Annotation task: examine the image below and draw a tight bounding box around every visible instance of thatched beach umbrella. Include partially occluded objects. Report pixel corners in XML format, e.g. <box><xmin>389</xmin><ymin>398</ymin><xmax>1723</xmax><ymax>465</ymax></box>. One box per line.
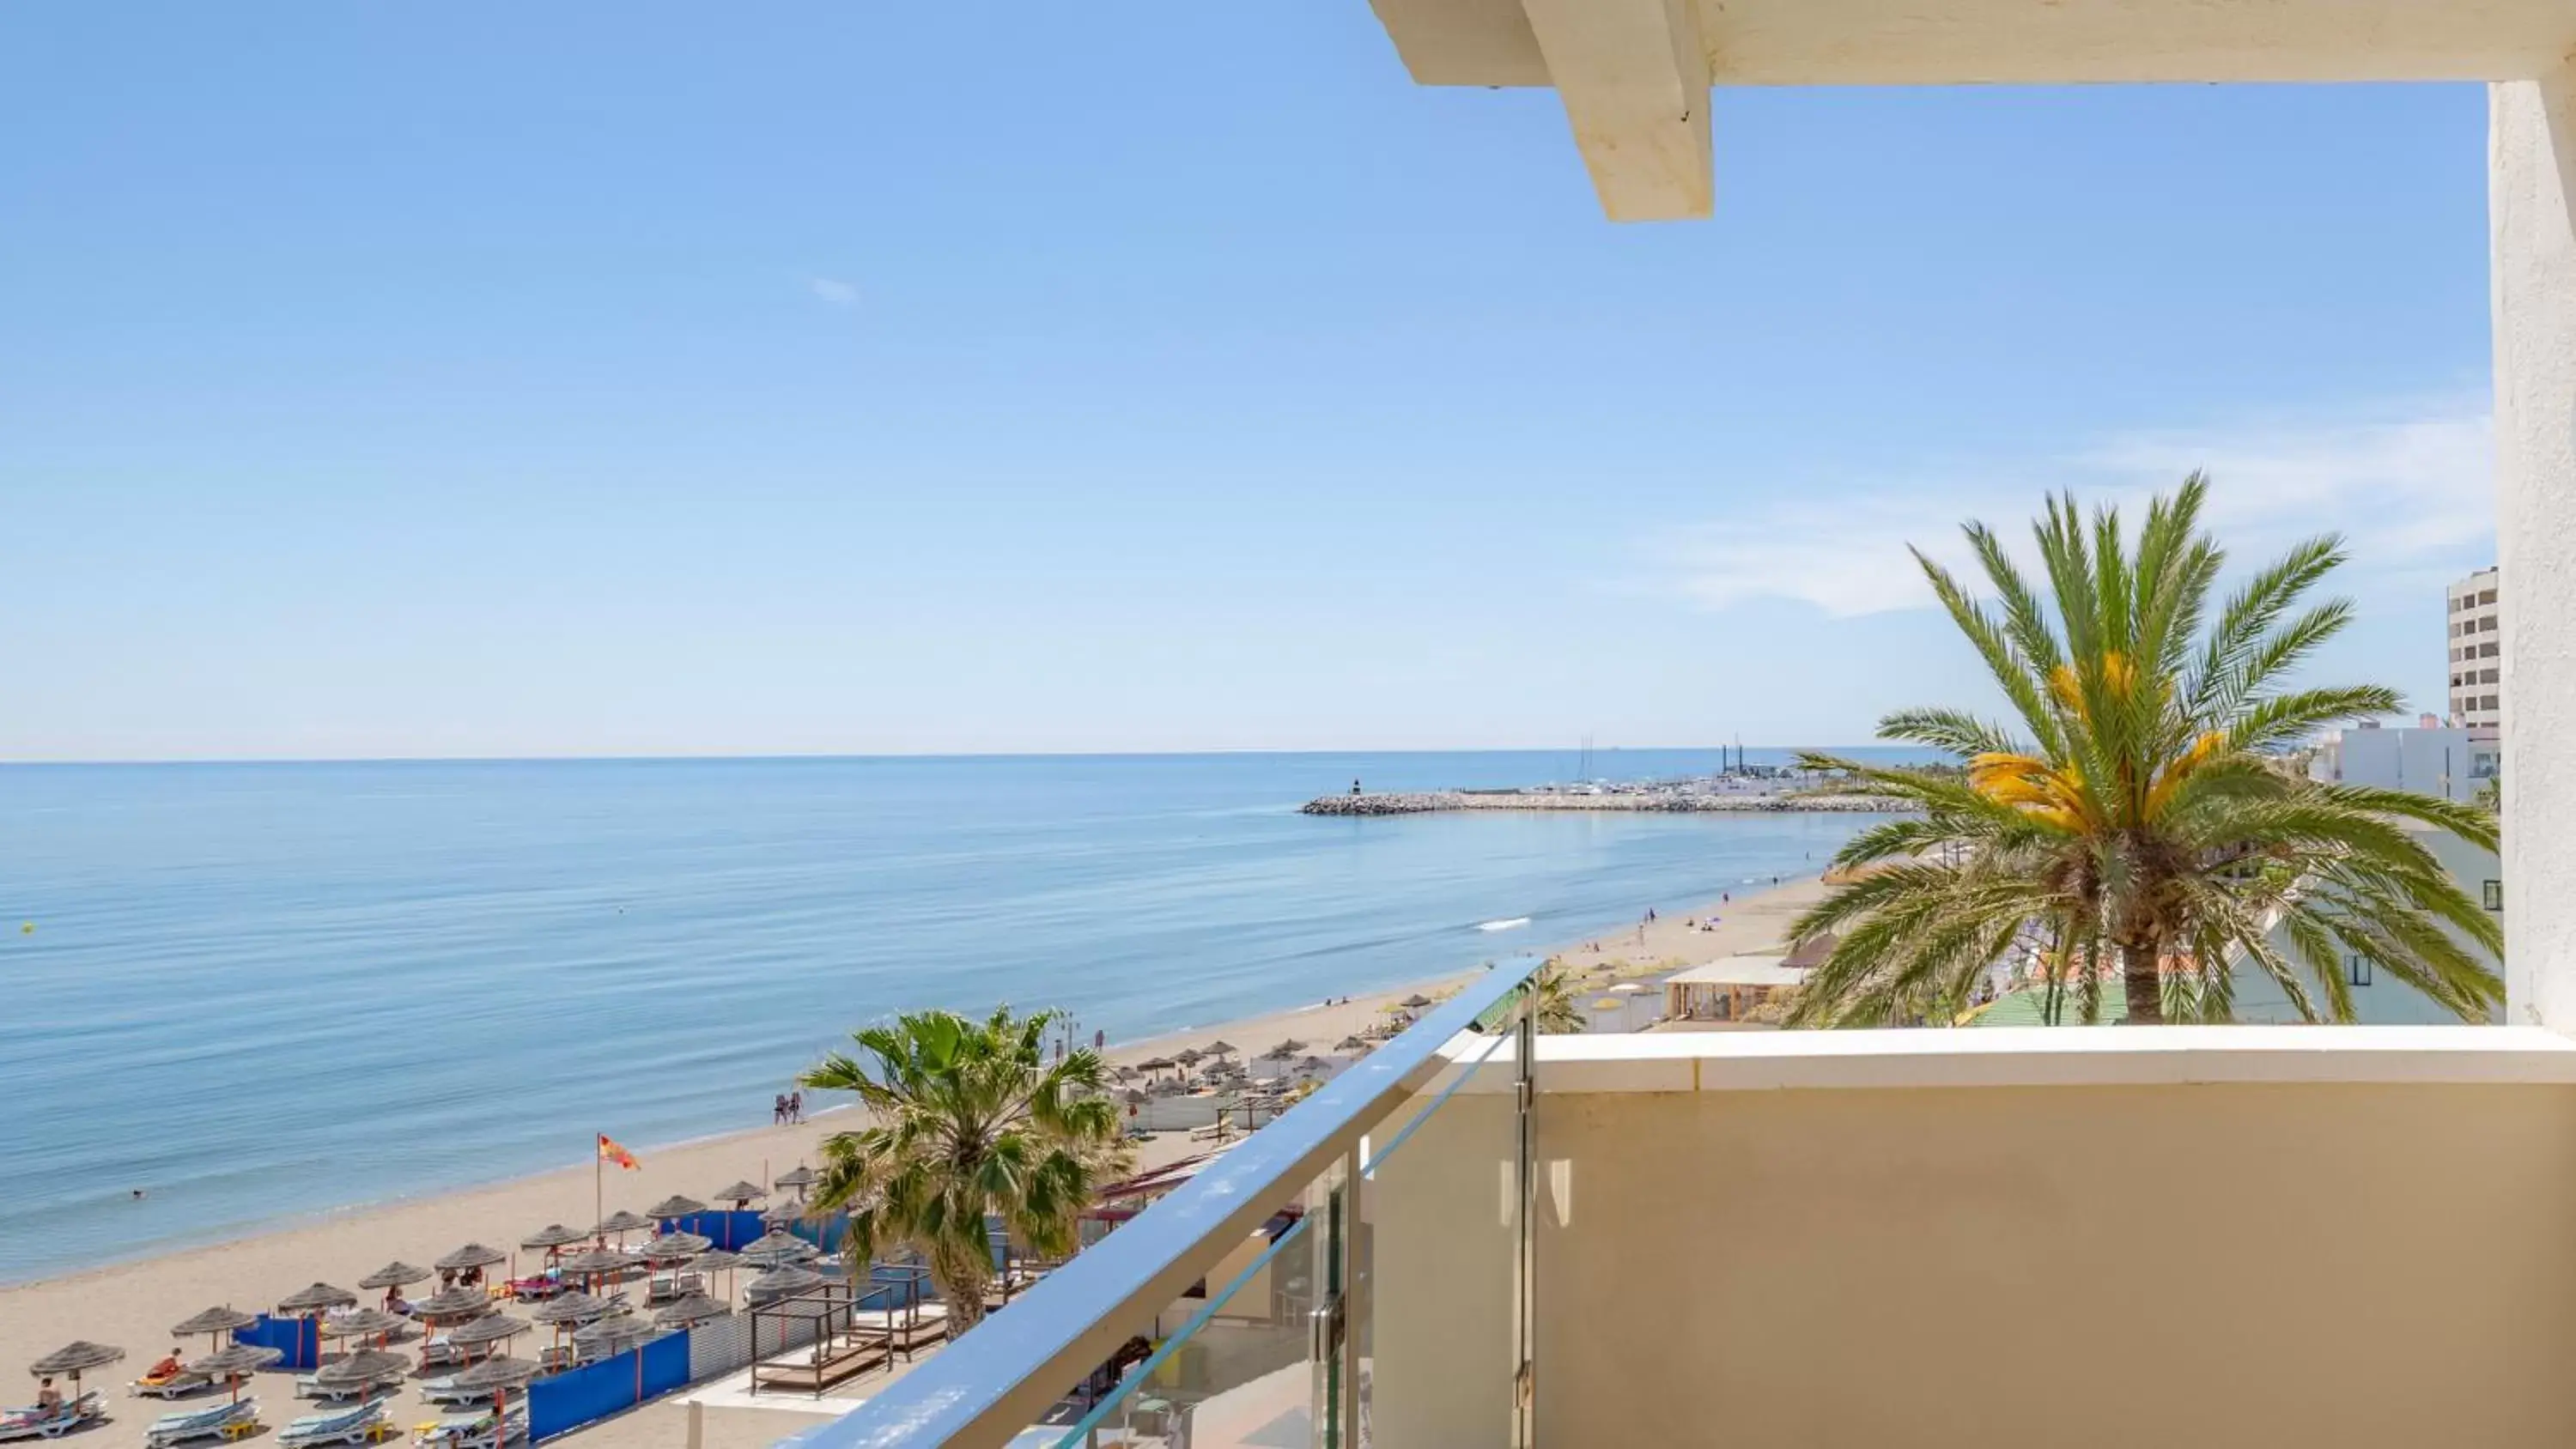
<box><xmin>357</xmin><ymin>1261</ymin><xmax>430</xmax><ymax>1292</ymax></box>
<box><xmin>593</xmin><ymin>1210</ymin><xmax>652</xmax><ymax>1240</ymax></box>
<box><xmin>1204</xmin><ymin>1040</ymin><xmax>1237</xmax><ymax>1059</ymax></box>
<box><xmin>759</xmin><ymin>1202</ymin><xmax>805</xmax><ymax>1228</ymax></box>
<box><xmin>746</xmin><ymin>1265</ymin><xmax>823</xmax><ymax>1301</ymax></box>
<box><xmin>437</xmin><ymin>1243</ymin><xmax>507</xmax><ymax>1273</ymax></box>
<box><xmin>413</xmin><ymin>1286</ymin><xmax>492</xmax><ymax>1323</ymax></box>
<box><xmin>322</xmin><ymin>1309</ymin><xmax>408</xmax><ymax>1343</ymax></box>
<box><xmin>1400</xmin><ymin>993</ymin><xmax>1433</xmax><ymax>1009</ymax></box>
<box><xmin>169</xmin><ymin>1307</ymin><xmax>257</xmax><ymax>1355</ymax></box>
<box><xmin>739</xmin><ymin>1228</ymin><xmax>819</xmax><ymax>1269</ymax></box>
<box><xmin>186</xmin><ymin>1343</ymin><xmax>279</xmax><ymax>1404</ymax></box>
<box><xmin>447</xmin><ymin>1314</ymin><xmax>530</xmax><ymax>1351</ymax></box>
<box><xmin>313</xmin><ymin>1349</ymin><xmax>404</xmax><ymax>1391</ymax></box>
<box><xmin>645</xmin><ymin>1195</ymin><xmax>707</xmax><ymax>1222</ymax></box>
<box><xmin>1297</xmin><ymin>1056</ymin><xmax>1330</xmax><ymax>1076</ymax></box>
<box><xmin>28</xmin><ymin>1342</ymin><xmax>122</xmax><ymax>1396</ymax></box>
<box><xmin>556</xmin><ymin>1246</ymin><xmax>629</xmax><ymax>1291</ymax></box>
<box><xmin>713</xmin><ymin>1180</ymin><xmax>765</xmax><ymax>1208</ymax></box>
<box><xmin>640</xmin><ymin>1230</ymin><xmax>710</xmax><ymax>1263</ymax></box>
<box><xmin>451</xmin><ymin>1354</ymin><xmax>538</xmax><ymax>1417</ymax></box>
<box><xmin>277</xmin><ymin>1282</ymin><xmax>358</xmax><ymax>1315</ymax></box>
<box><xmin>521</xmin><ymin>1223</ymin><xmax>586</xmax><ymax>1252</ymax></box>
<box><xmin>529</xmin><ymin>1292</ymin><xmax>612</xmax><ymax>1327</ymax></box>
<box><xmin>653</xmin><ymin>1293</ymin><xmax>729</xmax><ymax>1329</ymax></box>
<box><xmin>1335</xmin><ymin>1035</ymin><xmax>1367</xmax><ymax>1052</ymax></box>
<box><xmin>569</xmin><ymin>1320</ymin><xmax>654</xmax><ymax>1358</ymax></box>
<box><xmin>1174</xmin><ymin>1048</ymin><xmax>1204</xmax><ymax>1075</ymax></box>
<box><xmin>772</xmin><ymin>1165</ymin><xmax>817</xmax><ymax>1198</ymax></box>
<box><xmin>691</xmin><ymin>1248</ymin><xmax>744</xmax><ymax>1300</ymax></box>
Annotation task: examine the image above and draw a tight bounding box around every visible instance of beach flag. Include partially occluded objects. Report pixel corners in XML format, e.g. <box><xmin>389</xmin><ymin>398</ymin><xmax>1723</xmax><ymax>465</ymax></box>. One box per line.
<box><xmin>598</xmin><ymin>1133</ymin><xmax>641</xmax><ymax>1171</ymax></box>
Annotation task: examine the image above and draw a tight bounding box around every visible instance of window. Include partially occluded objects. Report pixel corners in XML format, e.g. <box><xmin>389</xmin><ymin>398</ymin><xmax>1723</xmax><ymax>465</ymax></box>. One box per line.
<box><xmin>2483</xmin><ymin>643</ymin><xmax>2500</xmax><ymax>658</ymax></box>
<box><xmin>2348</xmin><ymin>955</ymin><xmax>2372</xmax><ymax>987</ymax></box>
<box><xmin>2482</xmin><ymin>589</ymin><xmax>2499</xmax><ymax>605</ymax></box>
<box><xmin>2484</xmin><ymin>615</ymin><xmax>2500</xmax><ymax>631</ymax></box>
<box><xmin>2484</xmin><ymin>694</ymin><xmax>2500</xmax><ymax>709</ymax></box>
<box><xmin>2483</xmin><ymin>669</ymin><xmax>2500</xmax><ymax>684</ymax></box>
<box><xmin>2485</xmin><ymin>880</ymin><xmax>2504</xmax><ymax>912</ymax></box>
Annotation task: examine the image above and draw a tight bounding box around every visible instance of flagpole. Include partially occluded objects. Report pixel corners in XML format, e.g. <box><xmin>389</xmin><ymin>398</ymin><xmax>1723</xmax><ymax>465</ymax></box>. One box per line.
<box><xmin>594</xmin><ymin>1136</ymin><xmax>603</xmax><ymax>1243</ymax></box>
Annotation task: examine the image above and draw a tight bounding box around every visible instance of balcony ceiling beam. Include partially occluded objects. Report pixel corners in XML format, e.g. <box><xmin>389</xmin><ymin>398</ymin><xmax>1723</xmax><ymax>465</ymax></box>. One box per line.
<box><xmin>1516</xmin><ymin>0</ymin><xmax>1711</xmax><ymax>221</ymax></box>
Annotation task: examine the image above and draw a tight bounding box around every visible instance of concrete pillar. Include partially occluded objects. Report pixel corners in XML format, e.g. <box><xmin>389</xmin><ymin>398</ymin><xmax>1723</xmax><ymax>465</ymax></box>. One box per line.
<box><xmin>2494</xmin><ymin>68</ymin><xmax>2576</xmax><ymax>1028</ymax></box>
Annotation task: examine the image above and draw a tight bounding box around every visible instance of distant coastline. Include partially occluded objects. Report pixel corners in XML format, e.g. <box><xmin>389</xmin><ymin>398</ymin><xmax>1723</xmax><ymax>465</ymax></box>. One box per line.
<box><xmin>1303</xmin><ymin>784</ymin><xmax>1913</xmax><ymax>815</ymax></box>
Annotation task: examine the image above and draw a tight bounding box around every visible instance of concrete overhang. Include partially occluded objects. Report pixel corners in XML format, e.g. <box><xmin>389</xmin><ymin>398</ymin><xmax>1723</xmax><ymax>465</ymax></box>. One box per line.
<box><xmin>1364</xmin><ymin>0</ymin><xmax>2576</xmax><ymax>218</ymax></box>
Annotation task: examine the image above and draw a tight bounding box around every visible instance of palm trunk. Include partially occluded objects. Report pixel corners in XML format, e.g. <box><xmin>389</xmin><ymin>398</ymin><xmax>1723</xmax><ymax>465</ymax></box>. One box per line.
<box><xmin>2120</xmin><ymin>939</ymin><xmax>2165</xmax><ymax>1025</ymax></box>
<box><xmin>932</xmin><ymin>1252</ymin><xmax>992</xmax><ymax>1334</ymax></box>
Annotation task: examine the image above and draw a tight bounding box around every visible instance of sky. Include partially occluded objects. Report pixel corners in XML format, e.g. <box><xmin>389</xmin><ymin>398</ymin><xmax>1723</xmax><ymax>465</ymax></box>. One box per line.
<box><xmin>0</xmin><ymin>4</ymin><xmax>2500</xmax><ymax>760</ymax></box>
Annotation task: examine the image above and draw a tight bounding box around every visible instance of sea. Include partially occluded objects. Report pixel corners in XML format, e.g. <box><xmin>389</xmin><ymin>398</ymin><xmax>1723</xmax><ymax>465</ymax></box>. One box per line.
<box><xmin>0</xmin><ymin>749</ymin><xmax>1914</xmax><ymax>1284</ymax></box>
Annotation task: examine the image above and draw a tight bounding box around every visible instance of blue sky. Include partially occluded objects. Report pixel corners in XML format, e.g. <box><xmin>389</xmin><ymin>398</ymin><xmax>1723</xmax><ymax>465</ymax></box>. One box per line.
<box><xmin>0</xmin><ymin>4</ymin><xmax>2497</xmax><ymax>759</ymax></box>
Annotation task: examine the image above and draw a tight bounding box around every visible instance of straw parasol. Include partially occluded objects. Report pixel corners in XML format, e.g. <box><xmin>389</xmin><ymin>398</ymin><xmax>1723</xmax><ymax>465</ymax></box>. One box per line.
<box><xmin>1204</xmin><ymin>1040</ymin><xmax>1237</xmax><ymax>1059</ymax></box>
<box><xmin>692</xmin><ymin>1249</ymin><xmax>743</xmax><ymax>1275</ymax></box>
<box><xmin>569</xmin><ymin>1320</ymin><xmax>655</xmax><ymax>1358</ymax></box>
<box><xmin>1135</xmin><ymin>1056</ymin><xmax>1173</xmax><ymax>1076</ymax></box>
<box><xmin>1335</xmin><ymin>1035</ymin><xmax>1367</xmax><ymax>1052</ymax></box>
<box><xmin>557</xmin><ymin>1247</ymin><xmax>630</xmax><ymax>1289</ymax></box>
<box><xmin>640</xmin><ymin>1231</ymin><xmax>710</xmax><ymax>1263</ymax></box>
<box><xmin>520</xmin><ymin>1224</ymin><xmax>586</xmax><ymax>1252</ymax></box>
<box><xmin>593</xmin><ymin>1210</ymin><xmax>652</xmax><ymax>1240</ymax></box>
<box><xmin>759</xmin><ymin>1203</ymin><xmax>805</xmax><ymax>1228</ymax></box>
<box><xmin>645</xmin><ymin>1195</ymin><xmax>707</xmax><ymax>1221</ymax></box>
<box><xmin>412</xmin><ymin>1286</ymin><xmax>493</xmax><ymax>1323</ymax></box>
<box><xmin>356</xmin><ymin>1262</ymin><xmax>430</xmax><ymax>1291</ymax></box>
<box><xmin>738</xmin><ymin>1228</ymin><xmax>819</xmax><ymax>1269</ymax></box>
<box><xmin>1400</xmin><ymin>993</ymin><xmax>1433</xmax><ymax>1009</ymax></box>
<box><xmin>1297</xmin><ymin>1056</ymin><xmax>1330</xmax><ymax>1075</ymax></box>
<box><xmin>529</xmin><ymin>1292</ymin><xmax>612</xmax><ymax>1327</ymax></box>
<box><xmin>712</xmin><ymin>1180</ymin><xmax>765</xmax><ymax>1208</ymax></box>
<box><xmin>186</xmin><ymin>1343</ymin><xmax>279</xmax><ymax>1404</ymax></box>
<box><xmin>446</xmin><ymin>1314</ymin><xmax>530</xmax><ymax>1349</ymax></box>
<box><xmin>322</xmin><ymin>1309</ymin><xmax>408</xmax><ymax>1342</ymax></box>
<box><xmin>772</xmin><ymin>1166</ymin><xmax>817</xmax><ymax>1197</ymax></box>
<box><xmin>436</xmin><ymin>1243</ymin><xmax>507</xmax><ymax>1274</ymax></box>
<box><xmin>312</xmin><ymin>1349</ymin><xmax>405</xmax><ymax>1391</ymax></box>
<box><xmin>1174</xmin><ymin>1047</ymin><xmax>1203</xmax><ymax>1070</ymax></box>
<box><xmin>169</xmin><ymin>1306</ymin><xmax>257</xmax><ymax>1354</ymax></box>
<box><xmin>746</xmin><ymin>1265</ymin><xmax>823</xmax><ymax>1300</ymax></box>
<box><xmin>653</xmin><ymin>1293</ymin><xmax>730</xmax><ymax>1329</ymax></box>
<box><xmin>451</xmin><ymin>1353</ymin><xmax>539</xmax><ymax>1416</ymax></box>
<box><xmin>277</xmin><ymin>1282</ymin><xmax>358</xmax><ymax>1315</ymax></box>
<box><xmin>28</xmin><ymin>1342</ymin><xmax>121</xmax><ymax>1395</ymax></box>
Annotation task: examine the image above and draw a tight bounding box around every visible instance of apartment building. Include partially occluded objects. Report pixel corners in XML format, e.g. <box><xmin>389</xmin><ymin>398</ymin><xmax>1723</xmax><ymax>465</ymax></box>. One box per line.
<box><xmin>2450</xmin><ymin>566</ymin><xmax>2501</xmax><ymax>729</ymax></box>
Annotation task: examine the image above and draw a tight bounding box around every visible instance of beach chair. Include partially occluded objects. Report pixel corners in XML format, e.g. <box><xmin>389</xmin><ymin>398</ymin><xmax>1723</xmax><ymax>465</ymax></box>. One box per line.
<box><xmin>143</xmin><ymin>1397</ymin><xmax>258</xmax><ymax>1447</ymax></box>
<box><xmin>411</xmin><ymin>1407</ymin><xmax>523</xmax><ymax>1449</ymax></box>
<box><xmin>415</xmin><ymin>1336</ymin><xmax>465</xmax><ymax>1370</ymax></box>
<box><xmin>412</xmin><ymin>1379</ymin><xmax>519</xmax><ymax>1411</ymax></box>
<box><xmin>277</xmin><ymin>1402</ymin><xmax>390</xmax><ymax>1449</ymax></box>
<box><xmin>0</xmin><ymin>1391</ymin><xmax>103</xmax><ymax>1441</ymax></box>
<box><xmin>130</xmin><ymin>1367</ymin><xmax>213</xmax><ymax>1399</ymax></box>
<box><xmin>295</xmin><ymin>1376</ymin><xmax>378</xmax><ymax>1404</ymax></box>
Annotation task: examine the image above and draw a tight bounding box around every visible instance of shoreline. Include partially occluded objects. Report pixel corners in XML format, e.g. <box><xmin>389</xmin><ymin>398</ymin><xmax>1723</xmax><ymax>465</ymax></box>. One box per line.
<box><xmin>0</xmin><ymin>871</ymin><xmax>1836</xmax><ymax>1445</ymax></box>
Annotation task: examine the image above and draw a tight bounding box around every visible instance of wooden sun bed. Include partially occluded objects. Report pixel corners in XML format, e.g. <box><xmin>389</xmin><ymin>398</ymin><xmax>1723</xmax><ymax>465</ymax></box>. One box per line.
<box><xmin>750</xmin><ymin>1334</ymin><xmax>890</xmax><ymax>1394</ymax></box>
<box><xmin>847</xmin><ymin>1302</ymin><xmax>949</xmax><ymax>1356</ymax></box>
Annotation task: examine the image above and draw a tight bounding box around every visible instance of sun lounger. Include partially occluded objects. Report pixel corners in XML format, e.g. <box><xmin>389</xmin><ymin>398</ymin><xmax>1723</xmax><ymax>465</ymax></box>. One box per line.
<box><xmin>410</xmin><ymin>1407</ymin><xmax>524</xmax><ymax>1449</ymax></box>
<box><xmin>414</xmin><ymin>1379</ymin><xmax>521</xmax><ymax>1410</ymax></box>
<box><xmin>295</xmin><ymin>1375</ymin><xmax>380</xmax><ymax>1404</ymax></box>
<box><xmin>277</xmin><ymin>1402</ymin><xmax>389</xmax><ymax>1449</ymax></box>
<box><xmin>415</xmin><ymin>1337</ymin><xmax>465</xmax><ymax>1369</ymax></box>
<box><xmin>143</xmin><ymin>1397</ymin><xmax>258</xmax><ymax>1447</ymax></box>
<box><xmin>131</xmin><ymin>1367</ymin><xmax>214</xmax><ymax>1399</ymax></box>
<box><xmin>503</xmin><ymin>1276</ymin><xmax>563</xmax><ymax>1303</ymax></box>
<box><xmin>0</xmin><ymin>1392</ymin><xmax>103</xmax><ymax>1442</ymax></box>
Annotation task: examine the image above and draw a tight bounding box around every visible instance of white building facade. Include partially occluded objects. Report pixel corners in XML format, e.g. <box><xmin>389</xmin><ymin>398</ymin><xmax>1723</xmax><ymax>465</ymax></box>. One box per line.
<box><xmin>2312</xmin><ymin>723</ymin><xmax>2500</xmax><ymax>803</ymax></box>
<box><xmin>2450</xmin><ymin>566</ymin><xmax>2502</xmax><ymax>729</ymax></box>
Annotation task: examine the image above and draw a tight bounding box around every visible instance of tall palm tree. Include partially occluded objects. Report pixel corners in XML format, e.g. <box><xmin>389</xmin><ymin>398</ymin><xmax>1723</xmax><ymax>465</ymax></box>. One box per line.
<box><xmin>1788</xmin><ymin>476</ymin><xmax>2502</xmax><ymax>1027</ymax></box>
<box><xmin>799</xmin><ymin>1005</ymin><xmax>1121</xmax><ymax>1332</ymax></box>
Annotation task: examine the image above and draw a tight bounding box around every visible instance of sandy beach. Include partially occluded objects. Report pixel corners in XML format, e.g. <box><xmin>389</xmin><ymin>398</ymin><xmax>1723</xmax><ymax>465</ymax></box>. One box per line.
<box><xmin>0</xmin><ymin>872</ymin><xmax>1831</xmax><ymax>1446</ymax></box>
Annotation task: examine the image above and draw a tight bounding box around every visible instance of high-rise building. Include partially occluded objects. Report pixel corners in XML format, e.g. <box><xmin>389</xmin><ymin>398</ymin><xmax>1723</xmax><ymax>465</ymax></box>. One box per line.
<box><xmin>2447</xmin><ymin>566</ymin><xmax>2500</xmax><ymax>730</ymax></box>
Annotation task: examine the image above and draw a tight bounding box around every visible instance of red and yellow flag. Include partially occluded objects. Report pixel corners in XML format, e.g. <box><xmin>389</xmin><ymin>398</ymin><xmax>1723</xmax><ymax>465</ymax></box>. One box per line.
<box><xmin>598</xmin><ymin>1133</ymin><xmax>640</xmax><ymax>1171</ymax></box>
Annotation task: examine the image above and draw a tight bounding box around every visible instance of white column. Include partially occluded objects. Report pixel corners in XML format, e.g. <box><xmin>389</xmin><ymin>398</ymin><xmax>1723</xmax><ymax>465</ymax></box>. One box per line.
<box><xmin>2494</xmin><ymin>67</ymin><xmax>2576</xmax><ymax>1028</ymax></box>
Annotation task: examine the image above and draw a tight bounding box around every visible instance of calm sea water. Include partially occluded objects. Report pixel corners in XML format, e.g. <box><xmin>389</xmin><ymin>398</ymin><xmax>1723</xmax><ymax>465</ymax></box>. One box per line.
<box><xmin>0</xmin><ymin>749</ymin><xmax>1909</xmax><ymax>1283</ymax></box>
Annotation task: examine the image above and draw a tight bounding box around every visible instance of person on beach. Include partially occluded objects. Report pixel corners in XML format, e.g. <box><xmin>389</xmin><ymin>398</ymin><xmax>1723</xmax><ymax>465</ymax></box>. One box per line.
<box><xmin>34</xmin><ymin>1380</ymin><xmax>58</xmax><ymax>1412</ymax></box>
<box><xmin>789</xmin><ymin>1090</ymin><xmax>805</xmax><ymax>1124</ymax></box>
<box><xmin>772</xmin><ymin>1094</ymin><xmax>786</xmax><ymax>1125</ymax></box>
<box><xmin>148</xmin><ymin>1348</ymin><xmax>184</xmax><ymax>1381</ymax></box>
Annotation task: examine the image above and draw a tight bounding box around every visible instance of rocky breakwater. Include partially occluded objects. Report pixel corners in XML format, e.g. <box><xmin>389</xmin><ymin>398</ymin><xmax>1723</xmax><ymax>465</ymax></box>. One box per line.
<box><xmin>1301</xmin><ymin>790</ymin><xmax>1912</xmax><ymax>815</ymax></box>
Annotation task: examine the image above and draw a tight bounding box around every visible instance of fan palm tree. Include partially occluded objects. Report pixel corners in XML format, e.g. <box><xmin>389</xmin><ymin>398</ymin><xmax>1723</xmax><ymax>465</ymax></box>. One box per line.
<box><xmin>1789</xmin><ymin>476</ymin><xmax>2502</xmax><ymax>1027</ymax></box>
<box><xmin>799</xmin><ymin>1005</ymin><xmax>1121</xmax><ymax>1332</ymax></box>
<box><xmin>1530</xmin><ymin>959</ymin><xmax>1590</xmax><ymax>1034</ymax></box>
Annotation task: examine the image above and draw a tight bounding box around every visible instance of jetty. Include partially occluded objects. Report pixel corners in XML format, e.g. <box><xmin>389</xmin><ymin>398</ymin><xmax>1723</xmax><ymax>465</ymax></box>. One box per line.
<box><xmin>1302</xmin><ymin>779</ymin><xmax>1911</xmax><ymax>816</ymax></box>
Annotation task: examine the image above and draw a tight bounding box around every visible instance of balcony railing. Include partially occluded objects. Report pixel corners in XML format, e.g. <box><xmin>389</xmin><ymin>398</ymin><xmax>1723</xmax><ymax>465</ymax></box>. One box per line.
<box><xmin>788</xmin><ymin>957</ymin><xmax>1541</xmax><ymax>1449</ymax></box>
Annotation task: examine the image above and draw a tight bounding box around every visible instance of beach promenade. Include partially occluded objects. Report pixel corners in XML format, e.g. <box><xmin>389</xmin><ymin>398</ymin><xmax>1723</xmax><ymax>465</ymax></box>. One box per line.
<box><xmin>0</xmin><ymin>875</ymin><xmax>1829</xmax><ymax>1447</ymax></box>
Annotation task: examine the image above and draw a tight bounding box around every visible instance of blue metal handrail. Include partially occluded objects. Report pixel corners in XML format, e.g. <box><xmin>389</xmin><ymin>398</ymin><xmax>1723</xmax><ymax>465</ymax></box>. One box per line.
<box><xmin>788</xmin><ymin>960</ymin><xmax>1540</xmax><ymax>1448</ymax></box>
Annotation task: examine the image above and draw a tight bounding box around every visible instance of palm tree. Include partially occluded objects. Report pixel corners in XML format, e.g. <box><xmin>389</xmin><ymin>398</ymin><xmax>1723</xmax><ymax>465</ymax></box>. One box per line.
<box><xmin>799</xmin><ymin>1005</ymin><xmax>1122</xmax><ymax>1332</ymax></box>
<box><xmin>1788</xmin><ymin>476</ymin><xmax>2502</xmax><ymax>1027</ymax></box>
<box><xmin>1530</xmin><ymin>958</ymin><xmax>1590</xmax><ymax>1034</ymax></box>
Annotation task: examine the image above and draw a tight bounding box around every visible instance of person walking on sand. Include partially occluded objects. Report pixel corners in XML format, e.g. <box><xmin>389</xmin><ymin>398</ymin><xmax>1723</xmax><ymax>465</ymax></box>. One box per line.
<box><xmin>789</xmin><ymin>1090</ymin><xmax>804</xmax><ymax>1124</ymax></box>
<box><xmin>772</xmin><ymin>1094</ymin><xmax>786</xmax><ymax>1126</ymax></box>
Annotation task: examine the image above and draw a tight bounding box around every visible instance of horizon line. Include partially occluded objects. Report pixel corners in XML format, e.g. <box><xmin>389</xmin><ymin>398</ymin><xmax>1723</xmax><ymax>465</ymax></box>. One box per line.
<box><xmin>0</xmin><ymin>743</ymin><xmax>1917</xmax><ymax>768</ymax></box>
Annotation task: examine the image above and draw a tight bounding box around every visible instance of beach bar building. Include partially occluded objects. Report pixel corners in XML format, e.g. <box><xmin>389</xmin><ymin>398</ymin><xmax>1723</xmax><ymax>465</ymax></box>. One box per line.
<box><xmin>787</xmin><ymin>3</ymin><xmax>2576</xmax><ymax>1446</ymax></box>
<box><xmin>1660</xmin><ymin>955</ymin><xmax>1801</xmax><ymax>1022</ymax></box>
